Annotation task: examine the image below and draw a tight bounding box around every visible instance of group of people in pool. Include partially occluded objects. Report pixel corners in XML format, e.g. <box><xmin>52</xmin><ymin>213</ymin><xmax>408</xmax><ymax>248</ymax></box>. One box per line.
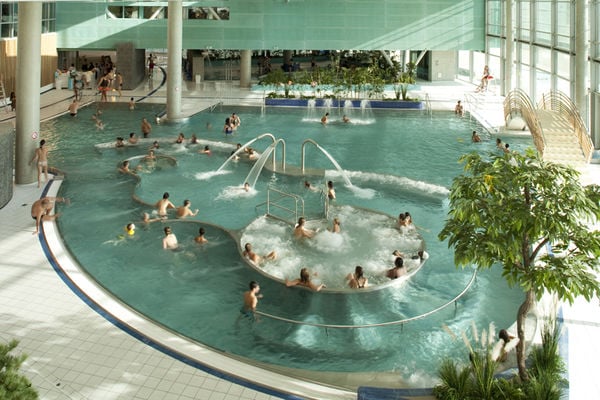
<box><xmin>321</xmin><ymin>112</ymin><xmax>350</xmax><ymax>125</ymax></box>
<box><xmin>223</xmin><ymin>112</ymin><xmax>241</xmax><ymax>135</ymax></box>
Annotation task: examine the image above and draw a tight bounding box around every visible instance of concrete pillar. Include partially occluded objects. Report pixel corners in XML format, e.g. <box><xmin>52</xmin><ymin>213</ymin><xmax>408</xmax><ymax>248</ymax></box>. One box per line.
<box><xmin>15</xmin><ymin>2</ymin><xmax>42</xmax><ymax>185</ymax></box>
<box><xmin>504</xmin><ymin>0</ymin><xmax>513</xmax><ymax>96</ymax></box>
<box><xmin>240</xmin><ymin>50</ymin><xmax>252</xmax><ymax>88</ymax></box>
<box><xmin>166</xmin><ymin>0</ymin><xmax>183</xmax><ymax>121</ymax></box>
<box><xmin>575</xmin><ymin>0</ymin><xmax>588</xmax><ymax>123</ymax></box>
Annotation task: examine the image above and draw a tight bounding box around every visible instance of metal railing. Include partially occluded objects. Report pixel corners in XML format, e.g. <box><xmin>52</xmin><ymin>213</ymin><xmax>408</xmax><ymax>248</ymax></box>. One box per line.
<box><xmin>538</xmin><ymin>90</ymin><xmax>594</xmax><ymax>163</ymax></box>
<box><xmin>262</xmin><ymin>186</ymin><xmax>304</xmax><ymax>225</ymax></box>
<box><xmin>504</xmin><ymin>89</ymin><xmax>545</xmax><ymax>155</ymax></box>
<box><xmin>255</xmin><ymin>268</ymin><xmax>478</xmax><ymax>329</ymax></box>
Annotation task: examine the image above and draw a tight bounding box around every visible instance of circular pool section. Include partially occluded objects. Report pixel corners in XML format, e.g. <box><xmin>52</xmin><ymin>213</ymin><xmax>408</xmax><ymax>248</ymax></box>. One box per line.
<box><xmin>46</xmin><ymin>103</ymin><xmax>531</xmax><ymax>385</ymax></box>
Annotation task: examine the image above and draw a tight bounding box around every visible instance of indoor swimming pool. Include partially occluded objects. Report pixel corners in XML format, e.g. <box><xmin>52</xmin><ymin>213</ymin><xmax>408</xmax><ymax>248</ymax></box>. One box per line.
<box><xmin>43</xmin><ymin>102</ymin><xmax>535</xmax><ymax>386</ymax></box>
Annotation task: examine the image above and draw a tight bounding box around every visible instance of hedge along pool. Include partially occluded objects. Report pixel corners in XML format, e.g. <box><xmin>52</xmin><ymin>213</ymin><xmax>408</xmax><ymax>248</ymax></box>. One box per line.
<box><xmin>44</xmin><ymin>102</ymin><xmax>533</xmax><ymax>386</ymax></box>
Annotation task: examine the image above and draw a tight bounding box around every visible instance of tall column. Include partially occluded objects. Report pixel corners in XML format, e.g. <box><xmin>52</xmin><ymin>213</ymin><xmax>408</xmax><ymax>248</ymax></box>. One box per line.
<box><xmin>240</xmin><ymin>50</ymin><xmax>252</xmax><ymax>88</ymax></box>
<box><xmin>15</xmin><ymin>2</ymin><xmax>42</xmax><ymax>185</ymax></box>
<box><xmin>575</xmin><ymin>0</ymin><xmax>588</xmax><ymax>122</ymax></box>
<box><xmin>166</xmin><ymin>0</ymin><xmax>183</xmax><ymax>121</ymax></box>
<box><xmin>504</xmin><ymin>0</ymin><xmax>513</xmax><ymax>96</ymax></box>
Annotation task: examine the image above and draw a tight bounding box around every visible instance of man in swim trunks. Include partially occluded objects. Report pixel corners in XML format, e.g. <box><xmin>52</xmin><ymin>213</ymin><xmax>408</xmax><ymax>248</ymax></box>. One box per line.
<box><xmin>141</xmin><ymin>118</ymin><xmax>152</xmax><ymax>138</ymax></box>
<box><xmin>155</xmin><ymin>192</ymin><xmax>175</xmax><ymax>217</ymax></box>
<box><xmin>30</xmin><ymin>139</ymin><xmax>49</xmax><ymax>188</ymax></box>
<box><xmin>241</xmin><ymin>281</ymin><xmax>262</xmax><ymax>319</ymax></box>
<box><xmin>386</xmin><ymin>256</ymin><xmax>406</xmax><ymax>280</ymax></box>
<box><xmin>31</xmin><ymin>196</ymin><xmax>68</xmax><ymax>235</ymax></box>
<box><xmin>162</xmin><ymin>226</ymin><xmax>178</xmax><ymax>250</ymax></box>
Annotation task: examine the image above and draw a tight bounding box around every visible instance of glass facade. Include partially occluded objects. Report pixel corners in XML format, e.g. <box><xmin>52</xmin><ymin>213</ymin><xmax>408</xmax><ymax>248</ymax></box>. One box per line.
<box><xmin>0</xmin><ymin>2</ymin><xmax>56</xmax><ymax>38</ymax></box>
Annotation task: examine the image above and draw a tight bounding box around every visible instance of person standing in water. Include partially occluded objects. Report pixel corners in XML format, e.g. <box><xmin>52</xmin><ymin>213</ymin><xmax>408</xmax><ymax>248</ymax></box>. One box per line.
<box><xmin>241</xmin><ymin>281</ymin><xmax>262</xmax><ymax>319</ymax></box>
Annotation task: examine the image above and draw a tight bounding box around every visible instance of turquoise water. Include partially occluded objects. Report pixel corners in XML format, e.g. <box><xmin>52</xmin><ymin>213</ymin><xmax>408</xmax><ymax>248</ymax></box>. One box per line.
<box><xmin>46</xmin><ymin>103</ymin><xmax>534</xmax><ymax>382</ymax></box>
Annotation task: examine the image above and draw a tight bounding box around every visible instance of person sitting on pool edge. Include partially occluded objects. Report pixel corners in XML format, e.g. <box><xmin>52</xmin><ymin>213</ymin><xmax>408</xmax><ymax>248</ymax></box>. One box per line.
<box><xmin>286</xmin><ymin>267</ymin><xmax>325</xmax><ymax>291</ymax></box>
<box><xmin>242</xmin><ymin>242</ymin><xmax>276</xmax><ymax>265</ymax></box>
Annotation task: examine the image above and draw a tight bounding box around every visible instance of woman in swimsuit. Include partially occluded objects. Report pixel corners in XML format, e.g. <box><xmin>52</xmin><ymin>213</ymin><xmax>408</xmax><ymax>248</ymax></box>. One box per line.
<box><xmin>347</xmin><ymin>266</ymin><xmax>367</xmax><ymax>289</ymax></box>
<box><xmin>286</xmin><ymin>268</ymin><xmax>325</xmax><ymax>291</ymax></box>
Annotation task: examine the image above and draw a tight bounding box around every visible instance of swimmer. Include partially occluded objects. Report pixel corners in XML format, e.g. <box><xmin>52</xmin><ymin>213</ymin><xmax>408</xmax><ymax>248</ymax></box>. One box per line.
<box><xmin>150</xmin><ymin>141</ymin><xmax>160</xmax><ymax>150</ymax></box>
<box><xmin>293</xmin><ymin>217</ymin><xmax>316</xmax><ymax>239</ymax></box>
<box><xmin>200</xmin><ymin>145</ymin><xmax>211</xmax><ymax>155</ymax></box>
<box><xmin>496</xmin><ymin>138</ymin><xmax>504</xmax><ymax>150</ymax></box>
<box><xmin>471</xmin><ymin>130</ymin><xmax>481</xmax><ymax>143</ymax></box>
<box><xmin>31</xmin><ymin>196</ymin><xmax>68</xmax><ymax>235</ymax></box>
<box><xmin>342</xmin><ymin>115</ymin><xmax>350</xmax><ymax>123</ymax></box>
<box><xmin>504</xmin><ymin>143</ymin><xmax>510</xmax><ymax>153</ymax></box>
<box><xmin>304</xmin><ymin>181</ymin><xmax>318</xmax><ymax>192</ymax></box>
<box><xmin>190</xmin><ymin>134</ymin><xmax>198</xmax><ymax>144</ymax></box>
<box><xmin>329</xmin><ymin>217</ymin><xmax>341</xmax><ymax>233</ymax></box>
<box><xmin>155</xmin><ymin>192</ymin><xmax>175</xmax><ymax>217</ymax></box>
<box><xmin>454</xmin><ymin>100</ymin><xmax>464</xmax><ymax>116</ymax></box>
<box><xmin>242</xmin><ymin>242</ymin><xmax>276</xmax><ymax>265</ymax></box>
<box><xmin>144</xmin><ymin>149</ymin><xmax>157</xmax><ymax>161</ymax></box>
<box><xmin>346</xmin><ymin>266</ymin><xmax>367</xmax><ymax>289</ymax></box>
<box><xmin>175</xmin><ymin>133</ymin><xmax>185</xmax><ymax>144</ymax></box>
<box><xmin>128</xmin><ymin>132</ymin><xmax>139</xmax><ymax>144</ymax></box>
<box><xmin>194</xmin><ymin>227</ymin><xmax>208</xmax><ymax>244</ymax></box>
<box><xmin>162</xmin><ymin>226</ymin><xmax>178</xmax><ymax>250</ymax></box>
<box><xmin>241</xmin><ymin>281</ymin><xmax>262</xmax><ymax>319</ymax></box>
<box><xmin>115</xmin><ymin>137</ymin><xmax>125</xmax><ymax>148</ymax></box>
<box><xmin>386</xmin><ymin>257</ymin><xmax>406</xmax><ymax>280</ymax></box>
<box><xmin>230</xmin><ymin>150</ymin><xmax>240</xmax><ymax>161</ymax></box>
<box><xmin>247</xmin><ymin>148</ymin><xmax>257</xmax><ymax>160</ymax></box>
<box><xmin>176</xmin><ymin>199</ymin><xmax>199</xmax><ymax>218</ymax></box>
<box><xmin>321</xmin><ymin>112</ymin><xmax>329</xmax><ymax>125</ymax></box>
<box><xmin>243</xmin><ymin>182</ymin><xmax>250</xmax><ymax>192</ymax></box>
<box><xmin>118</xmin><ymin>160</ymin><xmax>133</xmax><ymax>174</ymax></box>
<box><xmin>128</xmin><ymin>97</ymin><xmax>135</xmax><ymax>111</ymax></box>
<box><xmin>141</xmin><ymin>118</ymin><xmax>152</xmax><ymax>138</ymax></box>
<box><xmin>124</xmin><ymin>223</ymin><xmax>136</xmax><ymax>236</ymax></box>
<box><xmin>327</xmin><ymin>181</ymin><xmax>336</xmax><ymax>200</ymax></box>
<box><xmin>286</xmin><ymin>268</ymin><xmax>325</xmax><ymax>291</ymax></box>
<box><xmin>29</xmin><ymin>139</ymin><xmax>49</xmax><ymax>188</ymax></box>
<box><xmin>231</xmin><ymin>112</ymin><xmax>241</xmax><ymax>128</ymax></box>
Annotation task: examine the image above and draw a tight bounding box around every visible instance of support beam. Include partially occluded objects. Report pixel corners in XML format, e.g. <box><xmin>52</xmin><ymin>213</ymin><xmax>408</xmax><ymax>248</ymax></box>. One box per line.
<box><xmin>240</xmin><ymin>50</ymin><xmax>252</xmax><ymax>88</ymax></box>
<box><xmin>166</xmin><ymin>0</ymin><xmax>183</xmax><ymax>121</ymax></box>
<box><xmin>15</xmin><ymin>2</ymin><xmax>42</xmax><ymax>185</ymax></box>
<box><xmin>575</xmin><ymin>0</ymin><xmax>588</xmax><ymax>123</ymax></box>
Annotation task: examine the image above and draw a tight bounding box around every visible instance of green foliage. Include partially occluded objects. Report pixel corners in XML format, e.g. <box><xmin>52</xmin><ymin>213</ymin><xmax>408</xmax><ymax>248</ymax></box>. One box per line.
<box><xmin>438</xmin><ymin>149</ymin><xmax>600</xmax><ymax>380</ymax></box>
<box><xmin>0</xmin><ymin>340</ymin><xmax>38</xmax><ymax>400</ymax></box>
<box><xmin>433</xmin><ymin>359</ymin><xmax>471</xmax><ymax>400</ymax></box>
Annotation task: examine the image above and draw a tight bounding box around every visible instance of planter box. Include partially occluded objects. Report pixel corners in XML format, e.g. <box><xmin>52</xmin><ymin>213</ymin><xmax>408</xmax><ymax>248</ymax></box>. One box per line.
<box><xmin>264</xmin><ymin>98</ymin><xmax>423</xmax><ymax>109</ymax></box>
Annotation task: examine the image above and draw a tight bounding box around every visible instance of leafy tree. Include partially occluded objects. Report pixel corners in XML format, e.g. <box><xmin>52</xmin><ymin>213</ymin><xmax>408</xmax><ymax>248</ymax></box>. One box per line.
<box><xmin>439</xmin><ymin>149</ymin><xmax>600</xmax><ymax>381</ymax></box>
<box><xmin>0</xmin><ymin>339</ymin><xmax>38</xmax><ymax>399</ymax></box>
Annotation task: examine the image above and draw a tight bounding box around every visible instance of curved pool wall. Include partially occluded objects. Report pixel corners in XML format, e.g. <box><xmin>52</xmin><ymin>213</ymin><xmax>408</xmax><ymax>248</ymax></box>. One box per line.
<box><xmin>43</xmin><ymin>103</ymin><xmax>533</xmax><ymax>388</ymax></box>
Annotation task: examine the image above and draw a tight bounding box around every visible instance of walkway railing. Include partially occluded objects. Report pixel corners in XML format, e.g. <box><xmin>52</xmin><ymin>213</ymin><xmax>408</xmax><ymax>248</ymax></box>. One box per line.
<box><xmin>504</xmin><ymin>89</ymin><xmax>545</xmax><ymax>155</ymax></box>
<box><xmin>538</xmin><ymin>91</ymin><xmax>594</xmax><ymax>163</ymax></box>
<box><xmin>255</xmin><ymin>268</ymin><xmax>478</xmax><ymax>330</ymax></box>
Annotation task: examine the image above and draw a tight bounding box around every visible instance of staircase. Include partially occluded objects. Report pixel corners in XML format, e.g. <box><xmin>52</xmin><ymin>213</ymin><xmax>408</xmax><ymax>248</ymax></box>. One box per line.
<box><xmin>535</xmin><ymin>110</ymin><xmax>587</xmax><ymax>166</ymax></box>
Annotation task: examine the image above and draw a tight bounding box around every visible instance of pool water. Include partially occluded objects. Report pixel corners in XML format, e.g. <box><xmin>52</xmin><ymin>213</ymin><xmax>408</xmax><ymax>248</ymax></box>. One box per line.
<box><xmin>46</xmin><ymin>103</ymin><xmax>533</xmax><ymax>384</ymax></box>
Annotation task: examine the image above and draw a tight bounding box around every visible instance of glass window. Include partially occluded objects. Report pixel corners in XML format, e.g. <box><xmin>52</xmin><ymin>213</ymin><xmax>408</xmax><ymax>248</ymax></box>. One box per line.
<box><xmin>488</xmin><ymin>36</ymin><xmax>501</xmax><ymax>57</ymax></box>
<box><xmin>487</xmin><ymin>0</ymin><xmax>502</xmax><ymax>36</ymax></box>
<box><xmin>144</xmin><ymin>7</ymin><xmax>166</xmax><ymax>19</ymax></box>
<box><xmin>534</xmin><ymin>46</ymin><xmax>552</xmax><ymax>72</ymax></box>
<box><xmin>556</xmin><ymin>77</ymin><xmax>570</xmax><ymax>96</ymax></box>
<box><xmin>556</xmin><ymin>51</ymin><xmax>570</xmax><ymax>79</ymax></box>
<box><xmin>534</xmin><ymin>1</ymin><xmax>552</xmax><ymax>45</ymax></box>
<box><xmin>518</xmin><ymin>1</ymin><xmax>531</xmax><ymax>41</ymax></box>
<box><xmin>520</xmin><ymin>43</ymin><xmax>530</xmax><ymax>66</ymax></box>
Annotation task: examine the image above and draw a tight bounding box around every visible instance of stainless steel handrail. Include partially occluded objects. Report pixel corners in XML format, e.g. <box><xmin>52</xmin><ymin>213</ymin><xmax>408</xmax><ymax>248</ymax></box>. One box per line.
<box><xmin>255</xmin><ymin>268</ymin><xmax>478</xmax><ymax>329</ymax></box>
<box><xmin>538</xmin><ymin>90</ymin><xmax>593</xmax><ymax>163</ymax></box>
<box><xmin>504</xmin><ymin>89</ymin><xmax>545</xmax><ymax>155</ymax></box>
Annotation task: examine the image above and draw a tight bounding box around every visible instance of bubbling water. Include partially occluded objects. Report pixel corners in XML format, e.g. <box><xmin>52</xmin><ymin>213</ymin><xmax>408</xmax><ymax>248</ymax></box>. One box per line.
<box><xmin>240</xmin><ymin>205</ymin><xmax>425</xmax><ymax>289</ymax></box>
